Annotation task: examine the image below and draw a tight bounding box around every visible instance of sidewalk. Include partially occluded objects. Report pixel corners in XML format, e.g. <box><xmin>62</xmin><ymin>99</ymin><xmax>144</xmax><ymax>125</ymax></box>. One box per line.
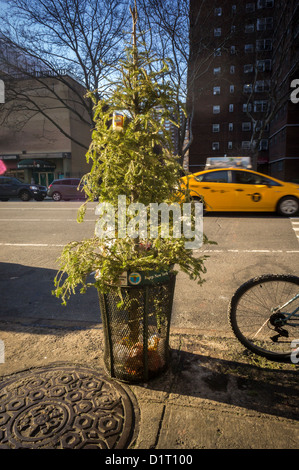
<box><xmin>132</xmin><ymin>329</ymin><xmax>299</xmax><ymax>449</ymax></box>
<box><xmin>0</xmin><ymin>319</ymin><xmax>298</xmax><ymax>449</ymax></box>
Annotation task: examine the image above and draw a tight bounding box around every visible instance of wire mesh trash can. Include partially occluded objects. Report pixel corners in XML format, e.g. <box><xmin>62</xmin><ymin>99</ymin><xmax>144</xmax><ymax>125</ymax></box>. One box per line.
<box><xmin>98</xmin><ymin>270</ymin><xmax>176</xmax><ymax>383</ymax></box>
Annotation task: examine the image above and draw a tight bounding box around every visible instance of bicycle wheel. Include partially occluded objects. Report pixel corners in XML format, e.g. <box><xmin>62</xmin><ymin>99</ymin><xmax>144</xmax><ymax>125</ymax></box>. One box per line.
<box><xmin>228</xmin><ymin>274</ymin><xmax>299</xmax><ymax>361</ymax></box>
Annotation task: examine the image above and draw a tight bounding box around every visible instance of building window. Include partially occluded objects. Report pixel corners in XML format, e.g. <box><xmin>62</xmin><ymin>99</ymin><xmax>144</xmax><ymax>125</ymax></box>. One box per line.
<box><xmin>229</xmin><ymin>104</ymin><xmax>234</xmax><ymax>112</ymax></box>
<box><xmin>254</xmin><ymin>100</ymin><xmax>268</xmax><ymax>112</ymax></box>
<box><xmin>231</xmin><ymin>25</ymin><xmax>236</xmax><ymax>33</ymax></box>
<box><xmin>213</xmin><ymin>105</ymin><xmax>220</xmax><ymax>114</ymax></box>
<box><xmin>242</xmin><ymin>141</ymin><xmax>251</xmax><ymax>149</ymax></box>
<box><xmin>212</xmin><ymin>142</ymin><xmax>220</xmax><ymax>150</ymax></box>
<box><xmin>214</xmin><ymin>28</ymin><xmax>222</xmax><ymax>37</ymax></box>
<box><xmin>256</xmin><ymin>39</ymin><xmax>272</xmax><ymax>51</ymax></box>
<box><xmin>254</xmin><ymin>120</ymin><xmax>269</xmax><ymax>132</ymax></box>
<box><xmin>257</xmin><ymin>0</ymin><xmax>274</xmax><ymax>9</ymax></box>
<box><xmin>232</xmin><ymin>5</ymin><xmax>237</xmax><ymax>14</ymax></box>
<box><xmin>257</xmin><ymin>17</ymin><xmax>273</xmax><ymax>31</ymax></box>
<box><xmin>242</xmin><ymin>122</ymin><xmax>252</xmax><ymax>131</ymax></box>
<box><xmin>213</xmin><ymin>67</ymin><xmax>221</xmax><ymax>75</ymax></box>
<box><xmin>214</xmin><ymin>7</ymin><xmax>222</xmax><ymax>15</ymax></box>
<box><xmin>256</xmin><ymin>59</ymin><xmax>272</xmax><ymax>71</ymax></box>
<box><xmin>270</xmin><ymin>160</ymin><xmax>284</xmax><ymax>173</ymax></box>
<box><xmin>230</xmin><ymin>45</ymin><xmax>236</xmax><ymax>54</ymax></box>
<box><xmin>212</xmin><ymin>124</ymin><xmax>220</xmax><ymax>132</ymax></box>
<box><xmin>245</xmin><ymin>44</ymin><xmax>254</xmax><ymax>53</ymax></box>
<box><xmin>255</xmin><ymin>80</ymin><xmax>270</xmax><ymax>92</ymax></box>
<box><xmin>259</xmin><ymin>139</ymin><xmax>268</xmax><ymax>150</ymax></box>
<box><xmin>254</xmin><ymin>120</ymin><xmax>262</xmax><ymax>131</ymax></box>
<box><xmin>213</xmin><ymin>86</ymin><xmax>220</xmax><ymax>95</ymax></box>
<box><xmin>246</xmin><ymin>3</ymin><xmax>255</xmax><ymax>12</ymax></box>
<box><xmin>228</xmin><ymin>142</ymin><xmax>233</xmax><ymax>149</ymax></box>
<box><xmin>230</xmin><ymin>85</ymin><xmax>235</xmax><ymax>93</ymax></box>
<box><xmin>245</xmin><ymin>24</ymin><xmax>255</xmax><ymax>33</ymax></box>
<box><xmin>244</xmin><ymin>64</ymin><xmax>254</xmax><ymax>73</ymax></box>
<box><xmin>214</xmin><ymin>47</ymin><xmax>222</xmax><ymax>56</ymax></box>
<box><xmin>230</xmin><ymin>65</ymin><xmax>235</xmax><ymax>74</ymax></box>
<box><xmin>229</xmin><ymin>123</ymin><xmax>234</xmax><ymax>131</ymax></box>
<box><xmin>243</xmin><ymin>84</ymin><xmax>253</xmax><ymax>93</ymax></box>
<box><xmin>243</xmin><ymin>103</ymin><xmax>252</xmax><ymax>112</ymax></box>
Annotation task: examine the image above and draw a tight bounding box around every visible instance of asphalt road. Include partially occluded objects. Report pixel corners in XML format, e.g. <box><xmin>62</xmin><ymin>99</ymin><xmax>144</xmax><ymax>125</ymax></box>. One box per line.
<box><xmin>0</xmin><ymin>200</ymin><xmax>298</xmax><ymax>335</ymax></box>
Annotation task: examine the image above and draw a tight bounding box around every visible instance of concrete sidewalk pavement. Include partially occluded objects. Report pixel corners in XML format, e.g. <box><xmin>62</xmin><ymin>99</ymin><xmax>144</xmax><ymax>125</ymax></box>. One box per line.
<box><xmin>131</xmin><ymin>330</ymin><xmax>299</xmax><ymax>450</ymax></box>
<box><xmin>0</xmin><ymin>320</ymin><xmax>298</xmax><ymax>450</ymax></box>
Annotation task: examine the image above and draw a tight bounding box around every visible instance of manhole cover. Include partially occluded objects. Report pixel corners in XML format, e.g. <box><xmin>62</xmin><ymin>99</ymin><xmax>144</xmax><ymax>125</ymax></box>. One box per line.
<box><xmin>0</xmin><ymin>365</ymin><xmax>138</xmax><ymax>449</ymax></box>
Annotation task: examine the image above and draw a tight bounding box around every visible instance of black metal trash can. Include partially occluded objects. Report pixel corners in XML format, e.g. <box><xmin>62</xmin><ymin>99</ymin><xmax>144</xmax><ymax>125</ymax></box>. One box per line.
<box><xmin>98</xmin><ymin>270</ymin><xmax>176</xmax><ymax>383</ymax></box>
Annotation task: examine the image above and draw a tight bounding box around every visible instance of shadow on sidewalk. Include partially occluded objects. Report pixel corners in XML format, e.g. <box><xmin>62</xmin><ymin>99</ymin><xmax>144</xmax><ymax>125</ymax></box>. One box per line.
<box><xmin>1</xmin><ymin>262</ymin><xmax>298</xmax><ymax>422</ymax></box>
<box><xmin>0</xmin><ymin>262</ymin><xmax>101</xmax><ymax>329</ymax></box>
<box><xmin>147</xmin><ymin>347</ymin><xmax>299</xmax><ymax>422</ymax></box>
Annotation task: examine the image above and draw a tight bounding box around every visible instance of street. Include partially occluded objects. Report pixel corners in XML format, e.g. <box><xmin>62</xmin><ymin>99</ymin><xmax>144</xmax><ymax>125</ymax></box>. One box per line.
<box><xmin>0</xmin><ymin>200</ymin><xmax>299</xmax><ymax>335</ymax></box>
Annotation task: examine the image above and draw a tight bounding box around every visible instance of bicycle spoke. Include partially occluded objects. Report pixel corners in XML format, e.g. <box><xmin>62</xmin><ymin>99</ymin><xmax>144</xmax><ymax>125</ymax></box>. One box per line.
<box><xmin>229</xmin><ymin>275</ymin><xmax>299</xmax><ymax>360</ymax></box>
<box><xmin>252</xmin><ymin>318</ymin><xmax>270</xmax><ymax>339</ymax></box>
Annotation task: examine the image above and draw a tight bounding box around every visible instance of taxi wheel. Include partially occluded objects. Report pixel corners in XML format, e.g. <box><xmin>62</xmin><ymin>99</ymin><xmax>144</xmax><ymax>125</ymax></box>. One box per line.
<box><xmin>277</xmin><ymin>196</ymin><xmax>299</xmax><ymax>216</ymax></box>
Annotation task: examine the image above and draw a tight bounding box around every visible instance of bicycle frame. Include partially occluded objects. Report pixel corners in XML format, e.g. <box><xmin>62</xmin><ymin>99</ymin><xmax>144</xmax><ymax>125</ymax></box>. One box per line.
<box><xmin>272</xmin><ymin>292</ymin><xmax>299</xmax><ymax>326</ymax></box>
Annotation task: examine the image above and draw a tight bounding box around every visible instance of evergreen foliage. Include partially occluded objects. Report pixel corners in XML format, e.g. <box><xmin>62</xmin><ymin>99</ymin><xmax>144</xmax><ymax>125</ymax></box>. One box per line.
<box><xmin>53</xmin><ymin>13</ymin><xmax>210</xmax><ymax>305</ymax></box>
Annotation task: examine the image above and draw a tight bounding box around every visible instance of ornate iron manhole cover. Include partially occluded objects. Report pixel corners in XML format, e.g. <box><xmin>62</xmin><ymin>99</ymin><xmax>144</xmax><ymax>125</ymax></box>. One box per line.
<box><xmin>0</xmin><ymin>365</ymin><xmax>138</xmax><ymax>449</ymax></box>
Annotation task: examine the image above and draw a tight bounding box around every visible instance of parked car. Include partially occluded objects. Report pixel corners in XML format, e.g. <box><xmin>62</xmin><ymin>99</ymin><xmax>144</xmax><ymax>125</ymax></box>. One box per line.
<box><xmin>47</xmin><ymin>178</ymin><xmax>86</xmax><ymax>201</ymax></box>
<box><xmin>0</xmin><ymin>176</ymin><xmax>47</xmax><ymax>201</ymax></box>
<box><xmin>179</xmin><ymin>168</ymin><xmax>299</xmax><ymax>216</ymax></box>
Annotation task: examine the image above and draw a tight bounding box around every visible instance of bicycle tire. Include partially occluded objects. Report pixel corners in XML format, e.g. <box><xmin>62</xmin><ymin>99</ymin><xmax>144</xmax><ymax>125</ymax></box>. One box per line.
<box><xmin>228</xmin><ymin>274</ymin><xmax>299</xmax><ymax>362</ymax></box>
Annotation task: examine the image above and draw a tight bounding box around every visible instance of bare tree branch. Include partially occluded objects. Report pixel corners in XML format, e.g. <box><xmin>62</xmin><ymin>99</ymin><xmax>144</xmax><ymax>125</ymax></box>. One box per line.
<box><xmin>0</xmin><ymin>0</ymin><xmax>131</xmax><ymax>147</ymax></box>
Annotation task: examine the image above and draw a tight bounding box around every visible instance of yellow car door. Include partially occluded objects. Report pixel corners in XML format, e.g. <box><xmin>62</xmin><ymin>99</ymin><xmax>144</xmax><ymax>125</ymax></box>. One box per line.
<box><xmin>230</xmin><ymin>170</ymin><xmax>277</xmax><ymax>211</ymax></box>
<box><xmin>188</xmin><ymin>169</ymin><xmax>233</xmax><ymax>211</ymax></box>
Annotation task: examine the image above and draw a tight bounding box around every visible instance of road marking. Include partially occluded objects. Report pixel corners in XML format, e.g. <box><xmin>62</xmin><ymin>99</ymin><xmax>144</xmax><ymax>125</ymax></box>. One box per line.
<box><xmin>0</xmin><ymin>207</ymin><xmax>96</xmax><ymax>211</ymax></box>
<box><xmin>290</xmin><ymin>218</ymin><xmax>299</xmax><ymax>239</ymax></box>
<box><xmin>0</xmin><ymin>243</ymin><xmax>65</xmax><ymax>246</ymax></box>
<box><xmin>1</xmin><ymin>244</ymin><xmax>298</xmax><ymax>252</ymax></box>
<box><xmin>0</xmin><ymin>218</ymin><xmax>95</xmax><ymax>221</ymax></box>
<box><xmin>0</xmin><ymin>243</ymin><xmax>298</xmax><ymax>252</ymax></box>
<box><xmin>201</xmin><ymin>249</ymin><xmax>299</xmax><ymax>253</ymax></box>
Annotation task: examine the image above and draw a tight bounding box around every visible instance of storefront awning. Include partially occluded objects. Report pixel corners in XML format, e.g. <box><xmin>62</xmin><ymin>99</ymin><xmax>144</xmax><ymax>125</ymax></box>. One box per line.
<box><xmin>0</xmin><ymin>155</ymin><xmax>18</xmax><ymax>160</ymax></box>
<box><xmin>17</xmin><ymin>159</ymin><xmax>56</xmax><ymax>170</ymax></box>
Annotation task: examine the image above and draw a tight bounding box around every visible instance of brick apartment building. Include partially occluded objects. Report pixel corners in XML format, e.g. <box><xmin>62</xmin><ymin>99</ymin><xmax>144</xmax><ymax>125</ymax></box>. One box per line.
<box><xmin>268</xmin><ymin>0</ymin><xmax>299</xmax><ymax>182</ymax></box>
<box><xmin>188</xmin><ymin>0</ymin><xmax>299</xmax><ymax>182</ymax></box>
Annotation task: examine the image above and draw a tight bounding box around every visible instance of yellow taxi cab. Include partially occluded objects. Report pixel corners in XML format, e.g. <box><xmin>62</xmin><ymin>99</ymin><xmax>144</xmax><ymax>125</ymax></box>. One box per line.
<box><xmin>180</xmin><ymin>168</ymin><xmax>299</xmax><ymax>216</ymax></box>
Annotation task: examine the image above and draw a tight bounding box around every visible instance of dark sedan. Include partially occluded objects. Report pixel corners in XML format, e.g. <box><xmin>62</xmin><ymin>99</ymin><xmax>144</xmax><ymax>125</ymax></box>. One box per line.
<box><xmin>0</xmin><ymin>176</ymin><xmax>47</xmax><ymax>201</ymax></box>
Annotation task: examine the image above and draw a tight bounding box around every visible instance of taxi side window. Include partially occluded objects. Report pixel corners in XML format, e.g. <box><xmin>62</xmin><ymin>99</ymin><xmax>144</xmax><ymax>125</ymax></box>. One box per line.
<box><xmin>233</xmin><ymin>171</ymin><xmax>280</xmax><ymax>186</ymax></box>
<box><xmin>196</xmin><ymin>171</ymin><xmax>229</xmax><ymax>183</ymax></box>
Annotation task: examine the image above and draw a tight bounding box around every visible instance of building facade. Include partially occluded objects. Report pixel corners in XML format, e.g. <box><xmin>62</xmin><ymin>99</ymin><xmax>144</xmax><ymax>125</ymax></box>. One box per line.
<box><xmin>268</xmin><ymin>0</ymin><xmax>299</xmax><ymax>182</ymax></box>
<box><xmin>188</xmin><ymin>0</ymin><xmax>299</xmax><ymax>182</ymax></box>
<box><xmin>0</xmin><ymin>74</ymin><xmax>92</xmax><ymax>185</ymax></box>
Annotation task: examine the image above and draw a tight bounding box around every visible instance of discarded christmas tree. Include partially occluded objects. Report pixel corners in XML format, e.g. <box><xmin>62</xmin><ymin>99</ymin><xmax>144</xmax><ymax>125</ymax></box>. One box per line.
<box><xmin>53</xmin><ymin>4</ymin><xmax>210</xmax><ymax>381</ymax></box>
